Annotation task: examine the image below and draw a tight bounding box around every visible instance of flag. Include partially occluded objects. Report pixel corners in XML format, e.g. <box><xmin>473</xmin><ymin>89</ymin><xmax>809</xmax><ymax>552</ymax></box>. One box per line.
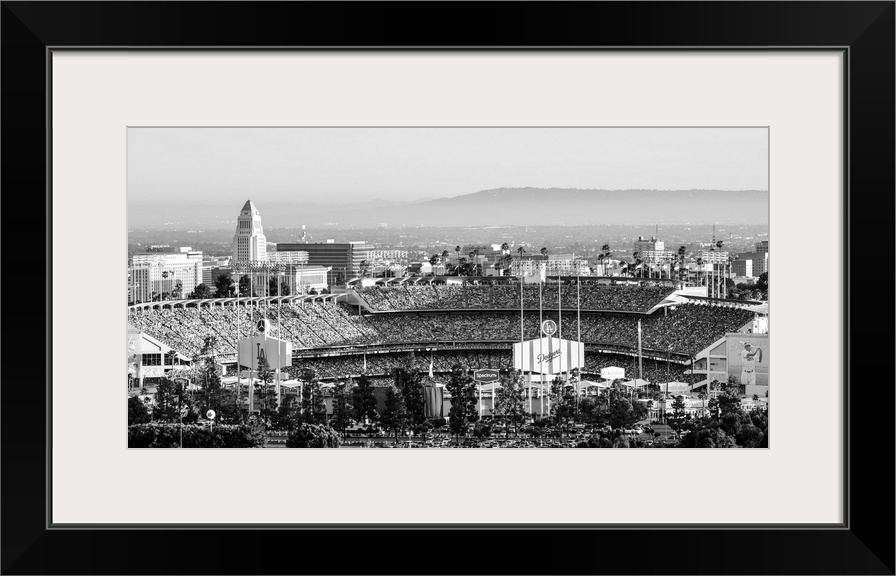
<box><xmin>428</xmin><ymin>354</ymin><xmax>434</xmax><ymax>378</ymax></box>
<box><xmin>423</xmin><ymin>386</ymin><xmax>443</xmax><ymax>418</ymax></box>
<box><xmin>363</xmin><ymin>352</ymin><xmax>367</xmax><ymax>373</ymax></box>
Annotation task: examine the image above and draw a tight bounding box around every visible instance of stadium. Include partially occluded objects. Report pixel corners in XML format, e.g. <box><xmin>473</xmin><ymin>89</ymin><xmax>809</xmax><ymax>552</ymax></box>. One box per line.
<box><xmin>127</xmin><ymin>276</ymin><xmax>765</xmax><ymax>418</ymax></box>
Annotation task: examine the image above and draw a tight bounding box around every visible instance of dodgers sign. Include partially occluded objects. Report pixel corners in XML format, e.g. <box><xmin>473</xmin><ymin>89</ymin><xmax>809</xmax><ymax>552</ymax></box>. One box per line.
<box><xmin>512</xmin><ymin>337</ymin><xmax>585</xmax><ymax>374</ymax></box>
<box><xmin>238</xmin><ymin>336</ymin><xmax>293</xmax><ymax>369</ymax></box>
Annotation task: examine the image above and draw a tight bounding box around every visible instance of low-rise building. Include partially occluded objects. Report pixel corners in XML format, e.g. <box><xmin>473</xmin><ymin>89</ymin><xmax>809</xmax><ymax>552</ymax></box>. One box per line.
<box><xmin>129</xmin><ymin>252</ymin><xmax>203</xmax><ymax>302</ymax></box>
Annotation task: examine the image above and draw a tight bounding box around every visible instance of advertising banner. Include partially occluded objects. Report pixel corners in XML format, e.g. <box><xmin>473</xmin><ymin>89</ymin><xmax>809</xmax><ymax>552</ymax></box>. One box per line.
<box><xmin>726</xmin><ymin>334</ymin><xmax>769</xmax><ymax>388</ymax></box>
<box><xmin>513</xmin><ymin>337</ymin><xmax>585</xmax><ymax>374</ymax></box>
<box><xmin>600</xmin><ymin>366</ymin><xmax>625</xmax><ymax>380</ymax></box>
<box><xmin>473</xmin><ymin>369</ymin><xmax>500</xmax><ymax>383</ymax></box>
<box><xmin>238</xmin><ymin>336</ymin><xmax>293</xmax><ymax>369</ymax></box>
<box><xmin>664</xmin><ymin>381</ymin><xmax>693</xmax><ymax>395</ymax></box>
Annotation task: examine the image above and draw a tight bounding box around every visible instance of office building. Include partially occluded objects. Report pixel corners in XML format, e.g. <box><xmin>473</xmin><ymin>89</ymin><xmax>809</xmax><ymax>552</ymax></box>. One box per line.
<box><xmin>276</xmin><ymin>240</ymin><xmax>374</xmax><ymax>285</ymax></box>
<box><xmin>232</xmin><ymin>200</ymin><xmax>267</xmax><ymax>264</ymax></box>
<box><xmin>737</xmin><ymin>252</ymin><xmax>768</xmax><ymax>276</ymax></box>
<box><xmin>634</xmin><ymin>236</ymin><xmax>664</xmax><ymax>256</ymax></box>
<box><xmin>731</xmin><ymin>259</ymin><xmax>754</xmax><ymax>278</ymax></box>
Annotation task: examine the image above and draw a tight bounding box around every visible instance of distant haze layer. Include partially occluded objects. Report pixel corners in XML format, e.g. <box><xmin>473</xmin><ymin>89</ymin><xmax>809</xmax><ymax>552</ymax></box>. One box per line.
<box><xmin>128</xmin><ymin>188</ymin><xmax>768</xmax><ymax>229</ymax></box>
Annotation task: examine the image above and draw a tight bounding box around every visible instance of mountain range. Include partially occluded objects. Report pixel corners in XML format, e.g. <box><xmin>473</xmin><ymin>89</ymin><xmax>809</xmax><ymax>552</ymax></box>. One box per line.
<box><xmin>271</xmin><ymin>188</ymin><xmax>768</xmax><ymax>227</ymax></box>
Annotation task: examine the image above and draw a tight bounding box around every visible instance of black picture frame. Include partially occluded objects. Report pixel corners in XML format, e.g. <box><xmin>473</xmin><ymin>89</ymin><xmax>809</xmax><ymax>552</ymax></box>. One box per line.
<box><xmin>2</xmin><ymin>2</ymin><xmax>893</xmax><ymax>574</ymax></box>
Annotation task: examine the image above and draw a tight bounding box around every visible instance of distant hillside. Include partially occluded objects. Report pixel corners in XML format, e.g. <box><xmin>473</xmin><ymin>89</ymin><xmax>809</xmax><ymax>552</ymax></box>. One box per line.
<box><xmin>298</xmin><ymin>188</ymin><xmax>768</xmax><ymax>227</ymax></box>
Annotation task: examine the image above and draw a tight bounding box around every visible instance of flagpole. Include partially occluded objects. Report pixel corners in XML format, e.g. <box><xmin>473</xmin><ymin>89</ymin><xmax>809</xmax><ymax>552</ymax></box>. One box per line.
<box><xmin>577</xmin><ymin>268</ymin><xmax>581</xmax><ymax>417</ymax></box>
<box><xmin>638</xmin><ymin>319</ymin><xmax>643</xmax><ymax>381</ymax></box>
<box><xmin>276</xmin><ymin>265</ymin><xmax>281</xmax><ymax>407</ymax></box>
<box><xmin>528</xmin><ymin>338</ymin><xmax>534</xmax><ymax>420</ymax></box>
<box><xmin>539</xmin><ymin>270</ymin><xmax>544</xmax><ymax>419</ymax></box>
<box><xmin>546</xmin><ymin>277</ymin><xmax>552</xmax><ymax>418</ymax></box>
<box><xmin>236</xmin><ymin>265</ymin><xmax>241</xmax><ymax>421</ymax></box>
<box><xmin>479</xmin><ymin>379</ymin><xmax>482</xmax><ymax>418</ymax></box>
<box><xmin>558</xmin><ymin>273</ymin><xmax>562</xmax><ymax>340</ymax></box>
<box><xmin>557</xmin><ymin>272</ymin><xmax>563</xmax><ymax>388</ymax></box>
<box><xmin>520</xmin><ymin>274</ymin><xmax>524</xmax><ymax>346</ymax></box>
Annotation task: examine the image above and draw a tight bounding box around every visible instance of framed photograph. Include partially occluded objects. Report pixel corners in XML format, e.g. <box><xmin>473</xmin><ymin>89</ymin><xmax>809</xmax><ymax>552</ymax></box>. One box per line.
<box><xmin>2</xmin><ymin>2</ymin><xmax>892</xmax><ymax>574</ymax></box>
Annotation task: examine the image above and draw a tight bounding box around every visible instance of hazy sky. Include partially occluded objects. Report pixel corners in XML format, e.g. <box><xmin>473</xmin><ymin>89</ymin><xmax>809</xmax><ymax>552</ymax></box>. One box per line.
<box><xmin>128</xmin><ymin>127</ymin><xmax>767</xmax><ymax>222</ymax></box>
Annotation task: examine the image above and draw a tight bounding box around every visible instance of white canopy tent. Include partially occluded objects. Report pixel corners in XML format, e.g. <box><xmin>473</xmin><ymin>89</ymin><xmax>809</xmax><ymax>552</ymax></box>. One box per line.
<box><xmin>477</xmin><ymin>382</ymin><xmax>502</xmax><ymax>394</ymax></box>
<box><xmin>621</xmin><ymin>378</ymin><xmax>651</xmax><ymax>388</ymax></box>
<box><xmin>580</xmin><ymin>380</ymin><xmax>611</xmax><ymax>389</ymax></box>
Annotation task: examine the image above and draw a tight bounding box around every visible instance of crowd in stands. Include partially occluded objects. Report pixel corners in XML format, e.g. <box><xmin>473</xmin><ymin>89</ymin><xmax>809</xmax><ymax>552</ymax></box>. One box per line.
<box><xmin>356</xmin><ymin>283</ymin><xmax>674</xmax><ymax>313</ymax></box>
<box><xmin>129</xmin><ymin>302</ymin><xmax>381</xmax><ymax>358</ymax></box>
<box><xmin>280</xmin><ymin>349</ymin><xmax>698</xmax><ymax>386</ymax></box>
<box><xmin>359</xmin><ymin>304</ymin><xmax>752</xmax><ymax>357</ymax></box>
<box><xmin>129</xmin><ymin>301</ymin><xmax>753</xmax><ymax>361</ymax></box>
<box><xmin>285</xmin><ymin>349</ymin><xmax>513</xmax><ymax>381</ymax></box>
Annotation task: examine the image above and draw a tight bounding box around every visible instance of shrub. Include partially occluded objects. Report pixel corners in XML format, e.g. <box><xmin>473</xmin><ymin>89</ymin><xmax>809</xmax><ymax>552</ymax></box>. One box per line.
<box><xmin>127</xmin><ymin>396</ymin><xmax>151</xmax><ymax>425</ymax></box>
<box><xmin>413</xmin><ymin>422</ymin><xmax>433</xmax><ymax>435</ymax></box>
<box><xmin>286</xmin><ymin>423</ymin><xmax>341</xmax><ymax>448</ymax></box>
<box><xmin>472</xmin><ymin>423</ymin><xmax>492</xmax><ymax>439</ymax></box>
<box><xmin>128</xmin><ymin>423</ymin><xmax>264</xmax><ymax>448</ymax></box>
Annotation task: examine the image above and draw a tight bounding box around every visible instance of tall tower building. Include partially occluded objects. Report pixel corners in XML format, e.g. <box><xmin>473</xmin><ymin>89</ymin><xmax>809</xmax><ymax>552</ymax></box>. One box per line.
<box><xmin>232</xmin><ymin>200</ymin><xmax>267</xmax><ymax>264</ymax></box>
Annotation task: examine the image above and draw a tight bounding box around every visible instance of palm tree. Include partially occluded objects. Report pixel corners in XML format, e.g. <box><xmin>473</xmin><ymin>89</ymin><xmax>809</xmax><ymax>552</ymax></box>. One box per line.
<box><xmin>516</xmin><ymin>246</ymin><xmax>526</xmax><ymax>277</ymax></box>
<box><xmin>441</xmin><ymin>250</ymin><xmax>450</xmax><ymax>265</ymax></box>
<box><xmin>678</xmin><ymin>246</ymin><xmax>687</xmax><ymax>281</ymax></box>
<box><xmin>455</xmin><ymin>245</ymin><xmax>461</xmax><ymax>267</ymax></box>
<box><xmin>696</xmin><ymin>257</ymin><xmax>704</xmax><ymax>287</ymax></box>
<box><xmin>500</xmin><ymin>242</ymin><xmax>509</xmax><ymax>254</ymax></box>
<box><xmin>540</xmin><ymin>247</ymin><xmax>547</xmax><ymax>257</ymax></box>
<box><xmin>601</xmin><ymin>244</ymin><xmax>611</xmax><ymax>275</ymax></box>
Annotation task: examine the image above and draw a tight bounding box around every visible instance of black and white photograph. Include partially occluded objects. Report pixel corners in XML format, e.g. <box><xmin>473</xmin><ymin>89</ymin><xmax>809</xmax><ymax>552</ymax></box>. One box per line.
<box><xmin>127</xmin><ymin>127</ymin><xmax>770</xmax><ymax>449</ymax></box>
<box><xmin>5</xmin><ymin>0</ymin><xmax>889</xmax><ymax>570</ymax></box>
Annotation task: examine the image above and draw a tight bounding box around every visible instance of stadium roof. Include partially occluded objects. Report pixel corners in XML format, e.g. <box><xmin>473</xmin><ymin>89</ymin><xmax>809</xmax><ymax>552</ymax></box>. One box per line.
<box><xmin>128</xmin><ymin>327</ymin><xmax>191</xmax><ymax>361</ymax></box>
<box><xmin>679</xmin><ymin>294</ymin><xmax>764</xmax><ymax>306</ymax></box>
